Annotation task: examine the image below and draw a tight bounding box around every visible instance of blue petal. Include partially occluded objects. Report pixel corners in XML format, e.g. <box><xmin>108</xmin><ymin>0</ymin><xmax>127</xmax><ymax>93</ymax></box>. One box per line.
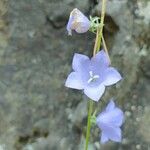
<box><xmin>103</xmin><ymin>67</ymin><xmax>122</xmax><ymax>86</ymax></box>
<box><xmin>66</xmin><ymin>16</ymin><xmax>74</xmax><ymax>35</ymax></box>
<box><xmin>91</xmin><ymin>50</ymin><xmax>110</xmax><ymax>69</ymax></box>
<box><xmin>100</xmin><ymin>122</ymin><xmax>122</xmax><ymax>142</ymax></box>
<box><xmin>65</xmin><ymin>72</ymin><xmax>84</xmax><ymax>89</ymax></box>
<box><xmin>100</xmin><ymin>132</ymin><xmax>109</xmax><ymax>143</ymax></box>
<box><xmin>74</xmin><ymin>18</ymin><xmax>90</xmax><ymax>33</ymax></box>
<box><xmin>108</xmin><ymin>127</ymin><xmax>122</xmax><ymax>142</ymax></box>
<box><xmin>72</xmin><ymin>53</ymin><xmax>89</xmax><ymax>72</ymax></box>
<box><xmin>97</xmin><ymin>107</ymin><xmax>124</xmax><ymax>127</ymax></box>
<box><xmin>108</xmin><ymin>108</ymin><xmax>124</xmax><ymax>126</ymax></box>
<box><xmin>106</xmin><ymin>100</ymin><xmax>115</xmax><ymax>111</ymax></box>
<box><xmin>84</xmin><ymin>84</ymin><xmax>105</xmax><ymax>101</ymax></box>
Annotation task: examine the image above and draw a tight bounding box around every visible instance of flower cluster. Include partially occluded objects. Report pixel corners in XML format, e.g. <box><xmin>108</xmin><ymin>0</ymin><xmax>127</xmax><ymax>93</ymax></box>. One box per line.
<box><xmin>65</xmin><ymin>8</ymin><xmax>124</xmax><ymax>144</ymax></box>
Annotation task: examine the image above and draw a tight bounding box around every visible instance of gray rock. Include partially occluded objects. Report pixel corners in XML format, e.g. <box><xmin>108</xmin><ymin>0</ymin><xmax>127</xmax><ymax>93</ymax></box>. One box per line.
<box><xmin>0</xmin><ymin>0</ymin><xmax>149</xmax><ymax>149</ymax></box>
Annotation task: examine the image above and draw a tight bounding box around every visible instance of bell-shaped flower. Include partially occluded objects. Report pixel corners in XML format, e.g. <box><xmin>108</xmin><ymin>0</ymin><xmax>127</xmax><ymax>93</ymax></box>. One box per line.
<box><xmin>65</xmin><ymin>50</ymin><xmax>122</xmax><ymax>101</ymax></box>
<box><xmin>96</xmin><ymin>100</ymin><xmax>124</xmax><ymax>143</ymax></box>
<box><xmin>66</xmin><ymin>8</ymin><xmax>90</xmax><ymax>35</ymax></box>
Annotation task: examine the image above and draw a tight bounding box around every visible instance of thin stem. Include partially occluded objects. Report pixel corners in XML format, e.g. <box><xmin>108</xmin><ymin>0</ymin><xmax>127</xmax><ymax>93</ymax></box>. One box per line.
<box><xmin>85</xmin><ymin>100</ymin><xmax>93</xmax><ymax>150</ymax></box>
<box><xmin>96</xmin><ymin>0</ymin><xmax>107</xmax><ymax>53</ymax></box>
<box><xmin>85</xmin><ymin>0</ymin><xmax>107</xmax><ymax>150</ymax></box>
<box><xmin>102</xmin><ymin>34</ymin><xmax>111</xmax><ymax>64</ymax></box>
<box><xmin>93</xmin><ymin>29</ymin><xmax>99</xmax><ymax>56</ymax></box>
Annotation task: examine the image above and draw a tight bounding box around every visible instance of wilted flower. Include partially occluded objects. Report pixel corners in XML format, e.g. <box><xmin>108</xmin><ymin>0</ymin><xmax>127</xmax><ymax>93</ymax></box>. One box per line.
<box><xmin>66</xmin><ymin>8</ymin><xmax>90</xmax><ymax>35</ymax></box>
<box><xmin>96</xmin><ymin>100</ymin><xmax>124</xmax><ymax>143</ymax></box>
<box><xmin>65</xmin><ymin>50</ymin><xmax>122</xmax><ymax>101</ymax></box>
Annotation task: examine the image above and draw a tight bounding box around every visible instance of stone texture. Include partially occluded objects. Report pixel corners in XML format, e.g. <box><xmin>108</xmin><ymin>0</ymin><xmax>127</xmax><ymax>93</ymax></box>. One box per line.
<box><xmin>0</xmin><ymin>0</ymin><xmax>149</xmax><ymax>149</ymax></box>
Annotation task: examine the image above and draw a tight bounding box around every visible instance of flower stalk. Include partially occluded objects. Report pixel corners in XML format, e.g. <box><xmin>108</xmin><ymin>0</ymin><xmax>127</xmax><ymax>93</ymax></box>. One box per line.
<box><xmin>102</xmin><ymin>34</ymin><xmax>111</xmax><ymax>63</ymax></box>
<box><xmin>85</xmin><ymin>100</ymin><xmax>93</xmax><ymax>150</ymax></box>
<box><xmin>85</xmin><ymin>0</ymin><xmax>107</xmax><ymax>149</ymax></box>
<box><xmin>96</xmin><ymin>0</ymin><xmax>107</xmax><ymax>53</ymax></box>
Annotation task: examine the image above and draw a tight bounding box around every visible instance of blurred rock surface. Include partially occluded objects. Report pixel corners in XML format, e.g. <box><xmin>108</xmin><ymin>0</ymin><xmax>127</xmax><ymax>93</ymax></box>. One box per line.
<box><xmin>0</xmin><ymin>0</ymin><xmax>149</xmax><ymax>149</ymax></box>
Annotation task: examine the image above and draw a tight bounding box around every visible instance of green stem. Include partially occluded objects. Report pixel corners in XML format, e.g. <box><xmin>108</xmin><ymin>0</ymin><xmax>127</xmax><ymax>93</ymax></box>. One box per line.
<box><xmin>85</xmin><ymin>100</ymin><xmax>93</xmax><ymax>150</ymax></box>
<box><xmin>84</xmin><ymin>0</ymin><xmax>107</xmax><ymax>150</ymax></box>
<box><xmin>102</xmin><ymin>34</ymin><xmax>111</xmax><ymax>63</ymax></box>
<box><xmin>96</xmin><ymin>0</ymin><xmax>107</xmax><ymax>53</ymax></box>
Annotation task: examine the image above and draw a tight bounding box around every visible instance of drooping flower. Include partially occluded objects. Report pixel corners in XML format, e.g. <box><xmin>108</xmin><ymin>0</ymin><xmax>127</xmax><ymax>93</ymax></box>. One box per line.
<box><xmin>65</xmin><ymin>50</ymin><xmax>122</xmax><ymax>101</ymax></box>
<box><xmin>96</xmin><ymin>100</ymin><xmax>124</xmax><ymax>143</ymax></box>
<box><xmin>66</xmin><ymin>8</ymin><xmax>90</xmax><ymax>35</ymax></box>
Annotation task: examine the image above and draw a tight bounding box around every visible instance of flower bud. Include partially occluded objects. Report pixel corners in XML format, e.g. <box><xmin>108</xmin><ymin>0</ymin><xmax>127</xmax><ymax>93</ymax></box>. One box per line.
<box><xmin>66</xmin><ymin>8</ymin><xmax>90</xmax><ymax>35</ymax></box>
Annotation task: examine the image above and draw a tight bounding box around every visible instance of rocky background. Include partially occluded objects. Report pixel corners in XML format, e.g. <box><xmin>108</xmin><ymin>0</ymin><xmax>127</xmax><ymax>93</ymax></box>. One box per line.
<box><xmin>0</xmin><ymin>0</ymin><xmax>149</xmax><ymax>149</ymax></box>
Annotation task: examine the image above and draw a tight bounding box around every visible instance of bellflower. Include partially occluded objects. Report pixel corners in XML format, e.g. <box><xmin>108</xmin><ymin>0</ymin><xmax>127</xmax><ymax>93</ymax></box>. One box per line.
<box><xmin>65</xmin><ymin>50</ymin><xmax>122</xmax><ymax>101</ymax></box>
<box><xmin>96</xmin><ymin>100</ymin><xmax>124</xmax><ymax>143</ymax></box>
<box><xmin>66</xmin><ymin>8</ymin><xmax>90</xmax><ymax>35</ymax></box>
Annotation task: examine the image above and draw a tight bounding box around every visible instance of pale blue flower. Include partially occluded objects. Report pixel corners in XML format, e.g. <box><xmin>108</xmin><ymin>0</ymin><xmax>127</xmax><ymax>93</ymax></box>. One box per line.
<box><xmin>65</xmin><ymin>50</ymin><xmax>122</xmax><ymax>101</ymax></box>
<box><xmin>67</xmin><ymin>8</ymin><xmax>90</xmax><ymax>35</ymax></box>
<box><xmin>96</xmin><ymin>100</ymin><xmax>124</xmax><ymax>143</ymax></box>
